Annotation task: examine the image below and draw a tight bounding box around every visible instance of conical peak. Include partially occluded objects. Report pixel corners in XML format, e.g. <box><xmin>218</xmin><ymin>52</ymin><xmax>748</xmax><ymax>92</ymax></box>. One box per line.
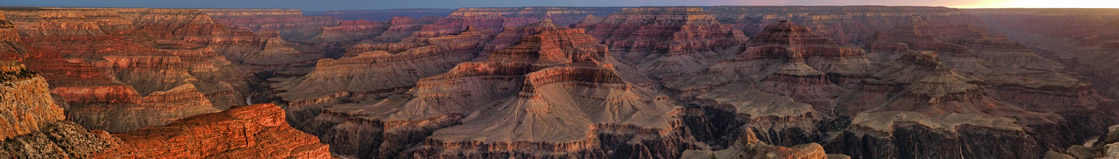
<box><xmin>540</xmin><ymin>18</ymin><xmax>555</xmax><ymax>26</ymax></box>
<box><xmin>527</xmin><ymin>18</ymin><xmax>560</xmax><ymax>30</ymax></box>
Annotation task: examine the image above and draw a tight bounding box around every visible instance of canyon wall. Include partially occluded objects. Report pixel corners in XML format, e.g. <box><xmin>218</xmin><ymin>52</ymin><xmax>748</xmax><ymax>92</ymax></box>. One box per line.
<box><xmin>1</xmin><ymin>7</ymin><xmax>252</xmax><ymax>132</ymax></box>
<box><xmin>3</xmin><ymin>6</ymin><xmax>1119</xmax><ymax>159</ymax></box>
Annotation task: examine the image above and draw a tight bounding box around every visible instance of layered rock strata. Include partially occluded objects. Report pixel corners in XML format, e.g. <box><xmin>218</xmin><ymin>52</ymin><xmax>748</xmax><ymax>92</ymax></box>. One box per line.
<box><xmin>310</xmin><ymin>9</ymin><xmax>454</xmax><ymax>21</ymax></box>
<box><xmin>411</xmin><ymin>7</ymin><xmax>620</xmax><ymax>38</ymax></box>
<box><xmin>577</xmin><ymin>7</ymin><xmax>749</xmax><ymax>77</ymax></box>
<box><xmin>94</xmin><ymin>104</ymin><xmax>331</xmax><ymax>158</ymax></box>
<box><xmin>296</xmin><ymin>23</ymin><xmax>698</xmax><ymax>158</ymax></box>
<box><xmin>1</xmin><ymin>8</ymin><xmax>250</xmax><ymax>132</ymax></box>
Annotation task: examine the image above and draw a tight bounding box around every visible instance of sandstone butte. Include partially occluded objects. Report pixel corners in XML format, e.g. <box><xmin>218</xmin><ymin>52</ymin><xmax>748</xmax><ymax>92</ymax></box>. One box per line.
<box><xmin>2</xmin><ymin>5</ymin><xmax>1119</xmax><ymax>159</ymax></box>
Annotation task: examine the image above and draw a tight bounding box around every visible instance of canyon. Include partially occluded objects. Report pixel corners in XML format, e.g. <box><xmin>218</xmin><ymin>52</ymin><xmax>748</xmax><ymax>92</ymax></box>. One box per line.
<box><xmin>1</xmin><ymin>5</ymin><xmax>1118</xmax><ymax>159</ymax></box>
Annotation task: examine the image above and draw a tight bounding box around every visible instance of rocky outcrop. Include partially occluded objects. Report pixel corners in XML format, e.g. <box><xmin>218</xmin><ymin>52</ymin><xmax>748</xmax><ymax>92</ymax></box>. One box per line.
<box><xmin>0</xmin><ymin>121</ymin><xmax>117</xmax><ymax>159</ymax></box>
<box><xmin>578</xmin><ymin>7</ymin><xmax>748</xmax><ymax>77</ymax></box>
<box><xmin>94</xmin><ymin>103</ymin><xmax>330</xmax><ymax>158</ymax></box>
<box><xmin>681</xmin><ymin>128</ymin><xmax>829</xmax><ymax>159</ymax></box>
<box><xmin>0</xmin><ymin>61</ymin><xmax>115</xmax><ymax>158</ymax></box>
<box><xmin>0</xmin><ymin>65</ymin><xmax>328</xmax><ymax>158</ymax></box>
<box><xmin>1047</xmin><ymin>125</ymin><xmax>1119</xmax><ymax>159</ymax></box>
<box><xmin>0</xmin><ymin>61</ymin><xmax>64</xmax><ymax>140</ymax></box>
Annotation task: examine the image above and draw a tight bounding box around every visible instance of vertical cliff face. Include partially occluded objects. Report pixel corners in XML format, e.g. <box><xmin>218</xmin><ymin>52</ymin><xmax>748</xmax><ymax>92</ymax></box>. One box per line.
<box><xmin>0</xmin><ymin>61</ymin><xmax>116</xmax><ymax>158</ymax></box>
<box><xmin>578</xmin><ymin>7</ymin><xmax>749</xmax><ymax>77</ymax></box>
<box><xmin>0</xmin><ymin>61</ymin><xmax>64</xmax><ymax>140</ymax></box>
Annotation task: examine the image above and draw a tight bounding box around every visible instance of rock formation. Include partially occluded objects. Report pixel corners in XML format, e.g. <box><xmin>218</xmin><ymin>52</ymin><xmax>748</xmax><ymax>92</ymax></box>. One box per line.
<box><xmin>578</xmin><ymin>7</ymin><xmax>749</xmax><ymax>77</ymax></box>
<box><xmin>294</xmin><ymin>22</ymin><xmax>699</xmax><ymax>158</ymax></box>
<box><xmin>0</xmin><ymin>61</ymin><xmax>65</xmax><ymax>140</ymax></box>
<box><xmin>1</xmin><ymin>8</ymin><xmax>250</xmax><ymax>132</ymax></box>
<box><xmin>94</xmin><ymin>103</ymin><xmax>331</xmax><ymax>158</ymax></box>
<box><xmin>681</xmin><ymin>128</ymin><xmax>832</xmax><ymax>159</ymax></box>
<box><xmin>0</xmin><ymin>61</ymin><xmax>329</xmax><ymax>158</ymax></box>
<box><xmin>411</xmin><ymin>7</ymin><xmax>619</xmax><ymax>38</ymax></box>
<box><xmin>200</xmin><ymin>9</ymin><xmax>340</xmax><ymax>32</ymax></box>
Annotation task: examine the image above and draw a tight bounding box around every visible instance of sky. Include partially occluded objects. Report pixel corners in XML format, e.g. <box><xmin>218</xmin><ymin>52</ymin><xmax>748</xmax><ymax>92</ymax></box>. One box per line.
<box><xmin>2</xmin><ymin>0</ymin><xmax>1117</xmax><ymax>11</ymax></box>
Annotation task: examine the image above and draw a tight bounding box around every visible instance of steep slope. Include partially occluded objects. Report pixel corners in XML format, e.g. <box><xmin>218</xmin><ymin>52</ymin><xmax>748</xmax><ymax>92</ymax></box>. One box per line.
<box><xmin>0</xmin><ymin>61</ymin><xmax>65</xmax><ymax>140</ymax></box>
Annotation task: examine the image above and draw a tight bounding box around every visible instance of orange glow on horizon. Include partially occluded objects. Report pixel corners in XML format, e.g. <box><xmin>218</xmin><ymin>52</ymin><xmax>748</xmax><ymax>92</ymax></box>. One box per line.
<box><xmin>955</xmin><ymin>0</ymin><xmax>1119</xmax><ymax>8</ymax></box>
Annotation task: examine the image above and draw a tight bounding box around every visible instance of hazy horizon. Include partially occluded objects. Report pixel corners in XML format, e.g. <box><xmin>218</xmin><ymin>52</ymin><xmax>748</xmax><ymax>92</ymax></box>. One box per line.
<box><xmin>3</xmin><ymin>0</ymin><xmax>1118</xmax><ymax>11</ymax></box>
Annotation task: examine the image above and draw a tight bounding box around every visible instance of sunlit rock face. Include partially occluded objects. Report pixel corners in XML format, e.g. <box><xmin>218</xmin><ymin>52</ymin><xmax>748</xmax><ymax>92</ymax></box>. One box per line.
<box><xmin>0</xmin><ymin>60</ymin><xmax>326</xmax><ymax>158</ymax></box>
<box><xmin>0</xmin><ymin>61</ymin><xmax>64</xmax><ymax>140</ymax></box>
<box><xmin>94</xmin><ymin>103</ymin><xmax>330</xmax><ymax>158</ymax></box>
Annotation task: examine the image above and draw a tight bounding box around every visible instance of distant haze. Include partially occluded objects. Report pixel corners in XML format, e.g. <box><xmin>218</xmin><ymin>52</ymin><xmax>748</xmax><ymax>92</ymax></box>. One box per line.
<box><xmin>1</xmin><ymin>0</ymin><xmax>1116</xmax><ymax>11</ymax></box>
